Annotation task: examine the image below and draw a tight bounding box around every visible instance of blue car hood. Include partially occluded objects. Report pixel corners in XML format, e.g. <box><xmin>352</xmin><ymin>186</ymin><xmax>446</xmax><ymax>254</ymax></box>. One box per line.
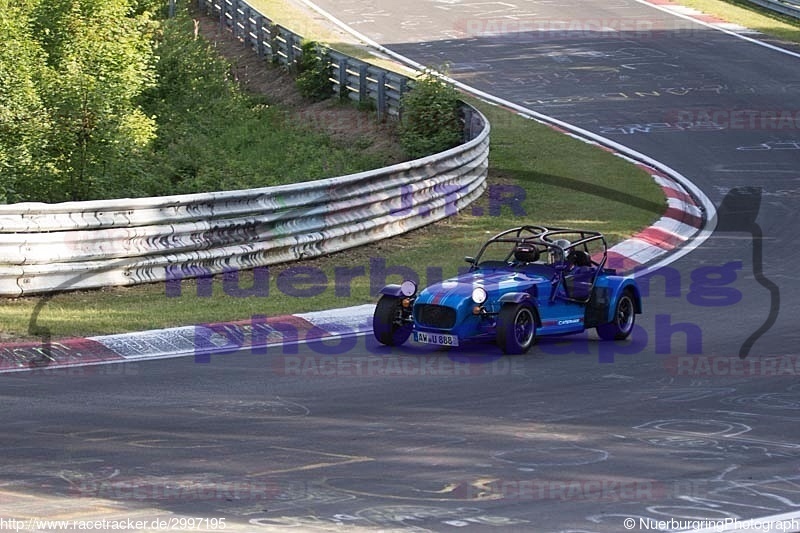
<box><xmin>415</xmin><ymin>269</ymin><xmax>551</xmax><ymax>306</ymax></box>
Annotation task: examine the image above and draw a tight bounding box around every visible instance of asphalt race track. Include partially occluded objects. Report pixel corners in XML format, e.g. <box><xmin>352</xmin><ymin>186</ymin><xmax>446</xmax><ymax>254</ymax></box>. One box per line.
<box><xmin>4</xmin><ymin>340</ymin><xmax>800</xmax><ymax>532</ymax></box>
<box><xmin>3</xmin><ymin>1</ymin><xmax>800</xmax><ymax>532</ymax></box>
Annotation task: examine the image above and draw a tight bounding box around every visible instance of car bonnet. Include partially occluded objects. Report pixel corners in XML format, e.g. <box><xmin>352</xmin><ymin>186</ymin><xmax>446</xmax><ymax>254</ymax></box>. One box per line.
<box><xmin>415</xmin><ymin>269</ymin><xmax>551</xmax><ymax>305</ymax></box>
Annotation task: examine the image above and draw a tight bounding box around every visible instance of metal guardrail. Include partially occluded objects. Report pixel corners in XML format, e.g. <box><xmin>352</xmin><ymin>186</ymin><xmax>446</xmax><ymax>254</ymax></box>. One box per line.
<box><xmin>0</xmin><ymin>114</ymin><xmax>488</xmax><ymax>296</ymax></box>
<box><xmin>199</xmin><ymin>0</ymin><xmax>410</xmax><ymax>119</ymax></box>
<box><xmin>0</xmin><ymin>26</ymin><xmax>490</xmax><ymax>298</ymax></box>
<box><xmin>0</xmin><ymin>0</ymin><xmax>490</xmax><ymax>296</ymax></box>
<box><xmin>746</xmin><ymin>0</ymin><xmax>800</xmax><ymax>19</ymax></box>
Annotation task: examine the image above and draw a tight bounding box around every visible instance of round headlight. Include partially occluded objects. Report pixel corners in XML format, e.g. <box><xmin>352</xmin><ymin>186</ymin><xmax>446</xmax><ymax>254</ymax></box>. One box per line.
<box><xmin>472</xmin><ymin>286</ymin><xmax>487</xmax><ymax>304</ymax></box>
<box><xmin>400</xmin><ymin>280</ymin><xmax>417</xmax><ymax>297</ymax></box>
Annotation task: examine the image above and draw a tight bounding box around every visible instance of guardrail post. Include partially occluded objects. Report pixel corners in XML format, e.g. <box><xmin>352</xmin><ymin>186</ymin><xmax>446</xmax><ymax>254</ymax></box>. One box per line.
<box><xmin>461</xmin><ymin>105</ymin><xmax>473</xmax><ymax>141</ymax></box>
<box><xmin>286</xmin><ymin>31</ymin><xmax>296</xmax><ymax>68</ymax></box>
<box><xmin>398</xmin><ymin>78</ymin><xmax>409</xmax><ymax>120</ymax></box>
<box><xmin>376</xmin><ymin>71</ymin><xmax>387</xmax><ymax>121</ymax></box>
<box><xmin>268</xmin><ymin>25</ymin><xmax>279</xmax><ymax>64</ymax></box>
<box><xmin>232</xmin><ymin>0</ymin><xmax>238</xmax><ymax>37</ymax></box>
<box><xmin>255</xmin><ymin>14</ymin><xmax>264</xmax><ymax>57</ymax></box>
<box><xmin>358</xmin><ymin>64</ymin><xmax>368</xmax><ymax>105</ymax></box>
<box><xmin>249</xmin><ymin>7</ymin><xmax>257</xmax><ymax>49</ymax></box>
<box><xmin>337</xmin><ymin>58</ymin><xmax>348</xmax><ymax>100</ymax></box>
<box><xmin>239</xmin><ymin>2</ymin><xmax>246</xmax><ymax>42</ymax></box>
<box><xmin>240</xmin><ymin>4</ymin><xmax>248</xmax><ymax>45</ymax></box>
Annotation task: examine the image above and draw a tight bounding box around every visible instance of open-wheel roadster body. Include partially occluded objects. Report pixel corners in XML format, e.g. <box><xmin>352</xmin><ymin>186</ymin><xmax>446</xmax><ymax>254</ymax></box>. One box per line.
<box><xmin>373</xmin><ymin>225</ymin><xmax>642</xmax><ymax>354</ymax></box>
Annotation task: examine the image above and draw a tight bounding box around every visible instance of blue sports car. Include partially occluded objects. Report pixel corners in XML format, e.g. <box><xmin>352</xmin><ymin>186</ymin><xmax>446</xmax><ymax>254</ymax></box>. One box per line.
<box><xmin>373</xmin><ymin>226</ymin><xmax>642</xmax><ymax>354</ymax></box>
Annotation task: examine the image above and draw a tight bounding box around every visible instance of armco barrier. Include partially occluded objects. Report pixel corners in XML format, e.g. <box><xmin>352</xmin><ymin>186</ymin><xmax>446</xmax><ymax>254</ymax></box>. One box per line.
<box><xmin>199</xmin><ymin>0</ymin><xmax>410</xmax><ymax>119</ymax></box>
<box><xmin>745</xmin><ymin>0</ymin><xmax>800</xmax><ymax>19</ymax></box>
<box><xmin>0</xmin><ymin>2</ymin><xmax>490</xmax><ymax>297</ymax></box>
<box><xmin>0</xmin><ymin>107</ymin><xmax>488</xmax><ymax>296</ymax></box>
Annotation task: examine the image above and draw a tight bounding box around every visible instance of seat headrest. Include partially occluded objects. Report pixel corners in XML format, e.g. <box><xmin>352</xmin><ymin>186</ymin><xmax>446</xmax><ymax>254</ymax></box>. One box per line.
<box><xmin>514</xmin><ymin>244</ymin><xmax>539</xmax><ymax>263</ymax></box>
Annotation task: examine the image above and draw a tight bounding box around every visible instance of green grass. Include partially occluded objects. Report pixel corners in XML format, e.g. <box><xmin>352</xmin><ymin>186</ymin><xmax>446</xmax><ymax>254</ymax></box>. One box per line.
<box><xmin>0</xmin><ymin>97</ymin><xmax>665</xmax><ymax>340</ymax></box>
<box><xmin>675</xmin><ymin>0</ymin><xmax>800</xmax><ymax>42</ymax></box>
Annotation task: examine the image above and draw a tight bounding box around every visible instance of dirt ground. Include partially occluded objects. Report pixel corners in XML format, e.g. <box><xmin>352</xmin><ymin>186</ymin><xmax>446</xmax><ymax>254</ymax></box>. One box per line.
<box><xmin>195</xmin><ymin>14</ymin><xmax>407</xmax><ymax>164</ymax></box>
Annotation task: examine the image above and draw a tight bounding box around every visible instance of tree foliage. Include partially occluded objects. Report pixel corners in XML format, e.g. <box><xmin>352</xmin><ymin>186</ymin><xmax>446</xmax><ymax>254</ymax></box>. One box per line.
<box><xmin>399</xmin><ymin>70</ymin><xmax>463</xmax><ymax>159</ymax></box>
<box><xmin>0</xmin><ymin>0</ymin><xmax>394</xmax><ymax>203</ymax></box>
<box><xmin>0</xmin><ymin>1</ymin><xmax>51</xmax><ymax>202</ymax></box>
<box><xmin>295</xmin><ymin>41</ymin><xmax>333</xmax><ymax>102</ymax></box>
<box><xmin>1</xmin><ymin>0</ymin><xmax>156</xmax><ymax>202</ymax></box>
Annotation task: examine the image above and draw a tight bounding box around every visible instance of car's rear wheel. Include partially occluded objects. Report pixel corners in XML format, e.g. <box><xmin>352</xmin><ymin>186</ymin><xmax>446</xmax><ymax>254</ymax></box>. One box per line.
<box><xmin>497</xmin><ymin>304</ymin><xmax>536</xmax><ymax>355</ymax></box>
<box><xmin>596</xmin><ymin>290</ymin><xmax>636</xmax><ymax>340</ymax></box>
<box><xmin>373</xmin><ymin>295</ymin><xmax>413</xmax><ymax>346</ymax></box>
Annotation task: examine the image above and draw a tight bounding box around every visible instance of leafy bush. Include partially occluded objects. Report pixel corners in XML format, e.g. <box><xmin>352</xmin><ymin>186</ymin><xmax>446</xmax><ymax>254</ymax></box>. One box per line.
<box><xmin>295</xmin><ymin>41</ymin><xmax>333</xmax><ymax>101</ymax></box>
<box><xmin>399</xmin><ymin>71</ymin><xmax>463</xmax><ymax>159</ymax></box>
<box><xmin>1</xmin><ymin>0</ymin><xmax>156</xmax><ymax>202</ymax></box>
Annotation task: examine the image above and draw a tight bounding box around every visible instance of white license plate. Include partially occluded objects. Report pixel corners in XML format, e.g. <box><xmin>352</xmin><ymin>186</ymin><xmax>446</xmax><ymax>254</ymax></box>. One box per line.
<box><xmin>413</xmin><ymin>331</ymin><xmax>459</xmax><ymax>347</ymax></box>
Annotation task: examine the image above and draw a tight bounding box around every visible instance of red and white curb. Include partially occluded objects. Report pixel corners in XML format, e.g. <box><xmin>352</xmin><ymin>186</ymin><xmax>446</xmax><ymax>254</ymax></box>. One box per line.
<box><xmin>0</xmin><ymin>305</ymin><xmax>376</xmax><ymax>374</ymax></box>
<box><xmin>0</xmin><ymin>337</ymin><xmax>126</xmax><ymax>374</ymax></box>
<box><xmin>642</xmin><ymin>0</ymin><xmax>761</xmax><ymax>34</ymax></box>
<box><xmin>605</xmin><ymin>163</ymin><xmax>703</xmax><ymax>272</ymax></box>
<box><xmin>535</xmin><ymin>129</ymin><xmax>704</xmax><ymax>273</ymax></box>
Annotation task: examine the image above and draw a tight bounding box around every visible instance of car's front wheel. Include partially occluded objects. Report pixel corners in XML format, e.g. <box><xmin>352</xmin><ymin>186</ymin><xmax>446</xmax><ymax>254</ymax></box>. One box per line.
<box><xmin>497</xmin><ymin>303</ymin><xmax>537</xmax><ymax>355</ymax></box>
<box><xmin>596</xmin><ymin>289</ymin><xmax>636</xmax><ymax>340</ymax></box>
<box><xmin>373</xmin><ymin>295</ymin><xmax>413</xmax><ymax>346</ymax></box>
